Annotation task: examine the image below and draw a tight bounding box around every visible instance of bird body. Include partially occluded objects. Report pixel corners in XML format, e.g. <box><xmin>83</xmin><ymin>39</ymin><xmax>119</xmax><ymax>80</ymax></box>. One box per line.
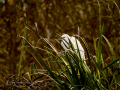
<box><xmin>60</xmin><ymin>34</ymin><xmax>85</xmax><ymax>60</ymax></box>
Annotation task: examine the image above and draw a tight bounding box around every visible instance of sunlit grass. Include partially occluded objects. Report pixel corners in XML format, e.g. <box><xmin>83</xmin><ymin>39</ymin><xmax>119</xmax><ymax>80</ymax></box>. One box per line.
<box><xmin>18</xmin><ymin>19</ymin><xmax>27</xmax><ymax>76</ymax></box>
<box><xmin>15</xmin><ymin>23</ymin><xmax>119</xmax><ymax>89</ymax></box>
<box><xmin>3</xmin><ymin>22</ymin><xmax>120</xmax><ymax>89</ymax></box>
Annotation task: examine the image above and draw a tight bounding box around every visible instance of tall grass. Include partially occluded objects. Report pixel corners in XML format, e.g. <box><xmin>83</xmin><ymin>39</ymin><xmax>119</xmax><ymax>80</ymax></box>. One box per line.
<box><xmin>18</xmin><ymin>20</ymin><xmax>27</xmax><ymax>76</ymax></box>
<box><xmin>18</xmin><ymin>22</ymin><xmax>120</xmax><ymax>89</ymax></box>
<box><xmin>16</xmin><ymin>1</ymin><xmax>120</xmax><ymax>89</ymax></box>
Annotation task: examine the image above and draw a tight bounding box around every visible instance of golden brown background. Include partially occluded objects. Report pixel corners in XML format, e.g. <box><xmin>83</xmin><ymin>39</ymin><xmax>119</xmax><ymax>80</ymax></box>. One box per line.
<box><xmin>0</xmin><ymin>0</ymin><xmax>120</xmax><ymax>85</ymax></box>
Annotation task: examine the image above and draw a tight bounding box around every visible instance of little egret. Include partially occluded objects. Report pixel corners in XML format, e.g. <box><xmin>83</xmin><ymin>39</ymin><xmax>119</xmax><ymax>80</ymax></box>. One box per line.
<box><xmin>56</xmin><ymin>34</ymin><xmax>85</xmax><ymax>60</ymax></box>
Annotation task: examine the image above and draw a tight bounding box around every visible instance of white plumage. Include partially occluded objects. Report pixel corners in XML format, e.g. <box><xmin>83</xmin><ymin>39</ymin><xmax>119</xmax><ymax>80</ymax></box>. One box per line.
<box><xmin>60</xmin><ymin>34</ymin><xmax>85</xmax><ymax>60</ymax></box>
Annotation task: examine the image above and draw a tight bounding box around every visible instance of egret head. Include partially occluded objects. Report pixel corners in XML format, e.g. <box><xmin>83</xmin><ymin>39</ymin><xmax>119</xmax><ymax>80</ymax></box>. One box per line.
<box><xmin>54</xmin><ymin>34</ymin><xmax>70</xmax><ymax>41</ymax></box>
<box><xmin>61</xmin><ymin>34</ymin><xmax>71</xmax><ymax>42</ymax></box>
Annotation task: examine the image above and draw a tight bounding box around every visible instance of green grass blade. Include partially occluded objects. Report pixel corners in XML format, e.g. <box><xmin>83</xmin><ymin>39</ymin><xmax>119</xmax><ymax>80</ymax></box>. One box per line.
<box><xmin>21</xmin><ymin>36</ymin><xmax>55</xmax><ymax>78</ymax></box>
<box><xmin>102</xmin><ymin>35</ymin><xmax>118</xmax><ymax>70</ymax></box>
<box><xmin>102</xmin><ymin>35</ymin><xmax>116</xmax><ymax>60</ymax></box>
<box><xmin>102</xmin><ymin>58</ymin><xmax>120</xmax><ymax>71</ymax></box>
<box><xmin>96</xmin><ymin>25</ymin><xmax>104</xmax><ymax>79</ymax></box>
<box><xmin>66</xmin><ymin>53</ymin><xmax>80</xmax><ymax>87</ymax></box>
<box><xmin>20</xmin><ymin>37</ymin><xmax>56</xmax><ymax>80</ymax></box>
<box><xmin>20</xmin><ymin>36</ymin><xmax>70</xmax><ymax>89</ymax></box>
<box><xmin>18</xmin><ymin>22</ymin><xmax>27</xmax><ymax>76</ymax></box>
<box><xmin>92</xmin><ymin>56</ymin><xmax>108</xmax><ymax>83</ymax></box>
<box><xmin>96</xmin><ymin>25</ymin><xmax>104</xmax><ymax>65</ymax></box>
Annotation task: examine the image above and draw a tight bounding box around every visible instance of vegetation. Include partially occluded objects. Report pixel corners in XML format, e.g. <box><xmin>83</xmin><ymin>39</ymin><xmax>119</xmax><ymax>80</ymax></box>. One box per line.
<box><xmin>3</xmin><ymin>24</ymin><xmax>120</xmax><ymax>89</ymax></box>
<box><xmin>0</xmin><ymin>0</ymin><xmax>120</xmax><ymax>89</ymax></box>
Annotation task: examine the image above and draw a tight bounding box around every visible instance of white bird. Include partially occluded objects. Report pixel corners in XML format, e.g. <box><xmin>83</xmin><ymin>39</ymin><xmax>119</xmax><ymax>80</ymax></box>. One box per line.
<box><xmin>56</xmin><ymin>34</ymin><xmax>85</xmax><ymax>60</ymax></box>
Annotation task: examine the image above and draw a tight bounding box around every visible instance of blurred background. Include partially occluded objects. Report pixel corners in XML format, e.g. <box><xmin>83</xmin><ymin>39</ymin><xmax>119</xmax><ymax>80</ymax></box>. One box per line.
<box><xmin>0</xmin><ymin>0</ymin><xmax>120</xmax><ymax>85</ymax></box>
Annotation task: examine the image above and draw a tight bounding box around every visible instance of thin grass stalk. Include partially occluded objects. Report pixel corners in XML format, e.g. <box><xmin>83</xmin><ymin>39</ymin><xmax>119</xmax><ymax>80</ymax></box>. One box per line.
<box><xmin>58</xmin><ymin>56</ymin><xmax>73</xmax><ymax>83</ymax></box>
<box><xmin>102</xmin><ymin>58</ymin><xmax>120</xmax><ymax>71</ymax></box>
<box><xmin>41</xmin><ymin>40</ymin><xmax>63</xmax><ymax>80</ymax></box>
<box><xmin>18</xmin><ymin>20</ymin><xmax>27</xmax><ymax>76</ymax></box>
<box><xmin>66</xmin><ymin>40</ymin><xmax>103</xmax><ymax>89</ymax></box>
<box><xmin>91</xmin><ymin>55</ymin><xmax>112</xmax><ymax>89</ymax></box>
<box><xmin>30</xmin><ymin>62</ymin><xmax>34</xmax><ymax>80</ymax></box>
<box><xmin>59</xmin><ymin>39</ymin><xmax>81</xmax><ymax>89</ymax></box>
<box><xmin>113</xmin><ymin>75</ymin><xmax>117</xmax><ymax>90</ymax></box>
<box><xmin>96</xmin><ymin>0</ymin><xmax>102</xmax><ymax>80</ymax></box>
<box><xmin>102</xmin><ymin>35</ymin><xmax>116</xmax><ymax>61</ymax></box>
<box><xmin>20</xmin><ymin>36</ymin><xmax>55</xmax><ymax>77</ymax></box>
<box><xmin>21</xmin><ymin>36</ymin><xmax>70</xmax><ymax>89</ymax></box>
<box><xmin>46</xmin><ymin>47</ymin><xmax>61</xmax><ymax>70</ymax></box>
<box><xmin>65</xmin><ymin>53</ymin><xmax>81</xmax><ymax>89</ymax></box>
<box><xmin>77</xmin><ymin>35</ymin><xmax>93</xmax><ymax>74</ymax></box>
<box><xmin>102</xmin><ymin>35</ymin><xmax>119</xmax><ymax>81</ymax></box>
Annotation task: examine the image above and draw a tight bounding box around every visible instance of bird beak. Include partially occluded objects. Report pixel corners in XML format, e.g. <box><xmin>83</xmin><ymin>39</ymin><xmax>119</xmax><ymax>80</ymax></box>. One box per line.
<box><xmin>53</xmin><ymin>37</ymin><xmax>63</xmax><ymax>41</ymax></box>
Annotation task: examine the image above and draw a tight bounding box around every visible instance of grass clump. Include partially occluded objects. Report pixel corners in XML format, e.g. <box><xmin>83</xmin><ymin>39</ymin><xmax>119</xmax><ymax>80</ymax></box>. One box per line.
<box><xmin>8</xmin><ymin>23</ymin><xmax>118</xmax><ymax>90</ymax></box>
<box><xmin>2</xmin><ymin>22</ymin><xmax>120</xmax><ymax>90</ymax></box>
